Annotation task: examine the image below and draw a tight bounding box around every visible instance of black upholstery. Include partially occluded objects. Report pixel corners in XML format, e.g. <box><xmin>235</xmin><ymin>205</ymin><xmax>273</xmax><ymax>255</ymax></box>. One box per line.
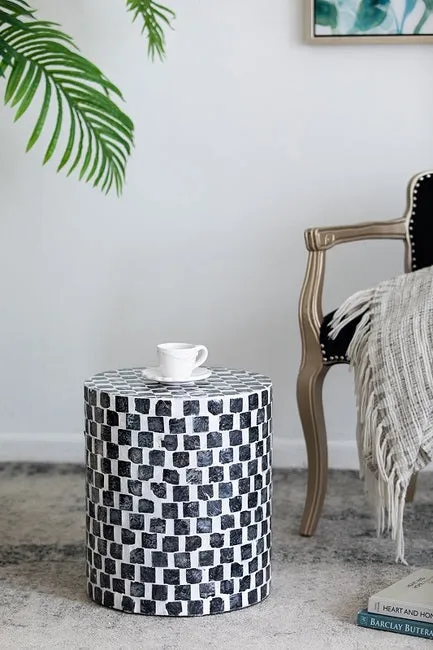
<box><xmin>409</xmin><ymin>173</ymin><xmax>433</xmax><ymax>272</ymax></box>
<box><xmin>320</xmin><ymin>310</ymin><xmax>361</xmax><ymax>363</ymax></box>
<box><xmin>320</xmin><ymin>173</ymin><xmax>433</xmax><ymax>365</ymax></box>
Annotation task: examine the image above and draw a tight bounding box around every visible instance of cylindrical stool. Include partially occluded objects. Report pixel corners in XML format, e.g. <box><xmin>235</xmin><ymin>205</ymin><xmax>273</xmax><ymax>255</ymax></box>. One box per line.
<box><xmin>84</xmin><ymin>367</ymin><xmax>272</xmax><ymax>616</ymax></box>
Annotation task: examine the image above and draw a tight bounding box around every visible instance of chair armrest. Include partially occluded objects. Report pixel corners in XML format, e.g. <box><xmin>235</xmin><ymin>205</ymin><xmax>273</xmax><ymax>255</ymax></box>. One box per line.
<box><xmin>305</xmin><ymin>218</ymin><xmax>407</xmax><ymax>252</ymax></box>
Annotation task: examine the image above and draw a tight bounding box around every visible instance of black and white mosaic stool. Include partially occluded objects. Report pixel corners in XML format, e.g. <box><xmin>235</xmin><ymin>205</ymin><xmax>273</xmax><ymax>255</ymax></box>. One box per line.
<box><xmin>84</xmin><ymin>367</ymin><xmax>272</xmax><ymax>617</ymax></box>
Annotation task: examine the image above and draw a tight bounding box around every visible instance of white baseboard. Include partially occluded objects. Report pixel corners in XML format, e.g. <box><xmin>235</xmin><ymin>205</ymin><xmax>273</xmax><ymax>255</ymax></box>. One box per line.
<box><xmin>0</xmin><ymin>433</ymin><xmax>84</xmax><ymax>463</ymax></box>
<box><xmin>272</xmin><ymin>438</ymin><xmax>433</xmax><ymax>471</ymax></box>
<box><xmin>0</xmin><ymin>434</ymin><xmax>431</xmax><ymax>471</ymax></box>
<box><xmin>272</xmin><ymin>438</ymin><xmax>360</xmax><ymax>469</ymax></box>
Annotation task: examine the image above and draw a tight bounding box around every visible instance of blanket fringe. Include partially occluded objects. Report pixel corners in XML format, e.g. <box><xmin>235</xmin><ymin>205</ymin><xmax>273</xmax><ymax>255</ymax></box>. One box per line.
<box><xmin>330</xmin><ymin>285</ymin><xmax>408</xmax><ymax>564</ymax></box>
<box><xmin>329</xmin><ymin>288</ymin><xmax>373</xmax><ymax>340</ymax></box>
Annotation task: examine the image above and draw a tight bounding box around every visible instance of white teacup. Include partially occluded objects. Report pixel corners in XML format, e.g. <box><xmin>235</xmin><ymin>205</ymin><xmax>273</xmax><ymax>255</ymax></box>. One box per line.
<box><xmin>157</xmin><ymin>342</ymin><xmax>208</xmax><ymax>380</ymax></box>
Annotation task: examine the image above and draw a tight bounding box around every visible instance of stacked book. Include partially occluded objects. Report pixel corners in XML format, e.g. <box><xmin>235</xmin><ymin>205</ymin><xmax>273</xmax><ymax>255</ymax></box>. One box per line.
<box><xmin>358</xmin><ymin>568</ymin><xmax>433</xmax><ymax>641</ymax></box>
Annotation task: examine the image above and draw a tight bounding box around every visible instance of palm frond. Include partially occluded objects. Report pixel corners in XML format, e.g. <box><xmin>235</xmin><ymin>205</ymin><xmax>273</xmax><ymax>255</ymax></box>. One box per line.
<box><xmin>0</xmin><ymin>1</ymin><xmax>134</xmax><ymax>194</ymax></box>
<box><xmin>126</xmin><ymin>0</ymin><xmax>175</xmax><ymax>60</ymax></box>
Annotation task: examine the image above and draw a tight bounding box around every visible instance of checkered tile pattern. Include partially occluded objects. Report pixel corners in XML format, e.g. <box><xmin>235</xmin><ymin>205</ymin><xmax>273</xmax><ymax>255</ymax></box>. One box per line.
<box><xmin>85</xmin><ymin>367</ymin><xmax>272</xmax><ymax>616</ymax></box>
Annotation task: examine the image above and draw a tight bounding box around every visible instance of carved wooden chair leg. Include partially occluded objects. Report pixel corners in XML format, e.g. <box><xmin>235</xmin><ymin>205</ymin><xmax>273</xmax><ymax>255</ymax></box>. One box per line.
<box><xmin>297</xmin><ymin>360</ymin><xmax>329</xmax><ymax>537</ymax></box>
<box><xmin>406</xmin><ymin>472</ymin><xmax>418</xmax><ymax>503</ymax></box>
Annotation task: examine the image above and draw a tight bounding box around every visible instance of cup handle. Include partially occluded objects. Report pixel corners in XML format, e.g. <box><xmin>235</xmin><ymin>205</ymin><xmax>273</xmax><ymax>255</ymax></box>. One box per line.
<box><xmin>194</xmin><ymin>345</ymin><xmax>208</xmax><ymax>369</ymax></box>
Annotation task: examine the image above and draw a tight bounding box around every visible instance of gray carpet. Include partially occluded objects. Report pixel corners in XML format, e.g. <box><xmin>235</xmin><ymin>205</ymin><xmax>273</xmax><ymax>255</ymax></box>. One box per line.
<box><xmin>1</xmin><ymin>464</ymin><xmax>432</xmax><ymax>649</ymax></box>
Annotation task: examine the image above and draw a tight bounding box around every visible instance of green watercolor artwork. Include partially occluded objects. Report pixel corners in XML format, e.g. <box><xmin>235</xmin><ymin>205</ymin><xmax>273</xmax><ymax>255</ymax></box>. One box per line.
<box><xmin>314</xmin><ymin>0</ymin><xmax>433</xmax><ymax>37</ymax></box>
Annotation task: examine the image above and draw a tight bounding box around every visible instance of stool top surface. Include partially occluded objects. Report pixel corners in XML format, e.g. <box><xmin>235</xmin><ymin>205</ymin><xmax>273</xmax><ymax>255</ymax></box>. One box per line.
<box><xmin>84</xmin><ymin>367</ymin><xmax>271</xmax><ymax>400</ymax></box>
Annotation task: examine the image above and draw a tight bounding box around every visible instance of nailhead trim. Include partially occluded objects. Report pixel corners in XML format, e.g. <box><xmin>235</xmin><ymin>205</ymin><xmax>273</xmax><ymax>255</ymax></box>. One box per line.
<box><xmin>408</xmin><ymin>177</ymin><xmax>424</xmax><ymax>271</ymax></box>
<box><xmin>321</xmin><ymin>341</ymin><xmax>347</xmax><ymax>363</ymax></box>
<box><xmin>322</xmin><ymin>354</ymin><xmax>347</xmax><ymax>364</ymax></box>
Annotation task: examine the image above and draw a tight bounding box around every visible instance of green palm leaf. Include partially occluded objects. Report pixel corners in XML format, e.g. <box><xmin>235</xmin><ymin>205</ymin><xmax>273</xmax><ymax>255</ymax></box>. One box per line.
<box><xmin>126</xmin><ymin>0</ymin><xmax>175</xmax><ymax>60</ymax></box>
<box><xmin>0</xmin><ymin>1</ymin><xmax>134</xmax><ymax>194</ymax></box>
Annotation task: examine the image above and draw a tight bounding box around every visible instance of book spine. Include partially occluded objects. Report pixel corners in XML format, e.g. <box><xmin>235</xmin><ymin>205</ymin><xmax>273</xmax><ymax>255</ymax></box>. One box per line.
<box><xmin>368</xmin><ymin>597</ymin><xmax>433</xmax><ymax>624</ymax></box>
<box><xmin>357</xmin><ymin>610</ymin><xmax>433</xmax><ymax>640</ymax></box>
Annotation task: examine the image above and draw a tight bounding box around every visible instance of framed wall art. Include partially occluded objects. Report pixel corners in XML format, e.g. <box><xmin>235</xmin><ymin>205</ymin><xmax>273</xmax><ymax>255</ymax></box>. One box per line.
<box><xmin>308</xmin><ymin>0</ymin><xmax>433</xmax><ymax>43</ymax></box>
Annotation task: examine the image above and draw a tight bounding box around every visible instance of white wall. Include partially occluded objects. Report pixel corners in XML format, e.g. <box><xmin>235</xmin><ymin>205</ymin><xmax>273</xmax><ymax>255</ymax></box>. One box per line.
<box><xmin>0</xmin><ymin>0</ymin><xmax>432</xmax><ymax>465</ymax></box>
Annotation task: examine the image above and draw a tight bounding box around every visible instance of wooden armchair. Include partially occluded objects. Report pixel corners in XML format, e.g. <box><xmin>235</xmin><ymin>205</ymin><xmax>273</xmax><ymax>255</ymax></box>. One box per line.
<box><xmin>297</xmin><ymin>170</ymin><xmax>433</xmax><ymax>537</ymax></box>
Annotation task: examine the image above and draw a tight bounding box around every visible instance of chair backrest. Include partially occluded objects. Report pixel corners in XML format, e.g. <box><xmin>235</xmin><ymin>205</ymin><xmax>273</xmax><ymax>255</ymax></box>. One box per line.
<box><xmin>409</xmin><ymin>172</ymin><xmax>433</xmax><ymax>272</ymax></box>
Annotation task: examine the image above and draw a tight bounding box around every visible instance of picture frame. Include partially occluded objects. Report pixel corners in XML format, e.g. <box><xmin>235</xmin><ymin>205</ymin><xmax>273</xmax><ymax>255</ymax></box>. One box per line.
<box><xmin>308</xmin><ymin>0</ymin><xmax>433</xmax><ymax>44</ymax></box>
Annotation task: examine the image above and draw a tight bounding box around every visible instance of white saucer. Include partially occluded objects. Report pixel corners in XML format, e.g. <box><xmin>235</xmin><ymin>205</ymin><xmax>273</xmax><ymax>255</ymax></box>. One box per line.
<box><xmin>142</xmin><ymin>367</ymin><xmax>212</xmax><ymax>385</ymax></box>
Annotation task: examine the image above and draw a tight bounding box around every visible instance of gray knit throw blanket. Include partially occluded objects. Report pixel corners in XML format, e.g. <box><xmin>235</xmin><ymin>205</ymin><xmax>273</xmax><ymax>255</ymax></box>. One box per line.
<box><xmin>330</xmin><ymin>266</ymin><xmax>433</xmax><ymax>564</ymax></box>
